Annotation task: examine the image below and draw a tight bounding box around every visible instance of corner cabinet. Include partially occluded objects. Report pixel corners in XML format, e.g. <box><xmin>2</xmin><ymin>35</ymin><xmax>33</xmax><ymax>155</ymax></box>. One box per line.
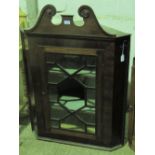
<box><xmin>21</xmin><ymin>5</ymin><xmax>130</xmax><ymax>149</ymax></box>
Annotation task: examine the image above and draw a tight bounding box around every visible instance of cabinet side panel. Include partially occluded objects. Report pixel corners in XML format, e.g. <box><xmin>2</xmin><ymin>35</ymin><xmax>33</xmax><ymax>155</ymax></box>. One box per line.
<box><xmin>112</xmin><ymin>36</ymin><xmax>130</xmax><ymax>145</ymax></box>
<box><xmin>27</xmin><ymin>36</ymin><xmax>46</xmax><ymax>133</ymax></box>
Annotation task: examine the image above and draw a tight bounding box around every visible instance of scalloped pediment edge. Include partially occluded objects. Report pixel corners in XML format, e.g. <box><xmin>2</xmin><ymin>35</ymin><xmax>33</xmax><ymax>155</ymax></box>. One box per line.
<box><xmin>24</xmin><ymin>4</ymin><xmax>115</xmax><ymax>37</ymax></box>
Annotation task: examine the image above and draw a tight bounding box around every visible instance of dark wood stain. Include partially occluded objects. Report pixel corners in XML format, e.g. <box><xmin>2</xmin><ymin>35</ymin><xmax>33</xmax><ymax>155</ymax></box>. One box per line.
<box><xmin>21</xmin><ymin>4</ymin><xmax>130</xmax><ymax>148</ymax></box>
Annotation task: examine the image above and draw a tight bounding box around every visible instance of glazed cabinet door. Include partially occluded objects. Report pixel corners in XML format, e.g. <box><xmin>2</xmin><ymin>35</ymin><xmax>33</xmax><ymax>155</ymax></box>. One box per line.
<box><xmin>37</xmin><ymin>46</ymin><xmax>100</xmax><ymax>143</ymax></box>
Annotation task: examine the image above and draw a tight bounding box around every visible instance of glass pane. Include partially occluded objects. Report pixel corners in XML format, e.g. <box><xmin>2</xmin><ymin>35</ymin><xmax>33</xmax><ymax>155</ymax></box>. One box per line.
<box><xmin>87</xmin><ymin>99</ymin><xmax>95</xmax><ymax>107</ymax></box>
<box><xmin>75</xmin><ymin>67</ymin><xmax>96</xmax><ymax>88</ymax></box>
<box><xmin>47</xmin><ymin>64</ymin><xmax>67</xmax><ymax>84</ymax></box>
<box><xmin>56</xmin><ymin>55</ymin><xmax>86</xmax><ymax>74</ymax></box>
<box><xmin>63</xmin><ymin>100</ymin><xmax>85</xmax><ymax>111</ymax></box>
<box><xmin>76</xmin><ymin>107</ymin><xmax>95</xmax><ymax>125</ymax></box>
<box><xmin>48</xmin><ymin>85</ymin><xmax>58</xmax><ymax>102</ymax></box>
<box><xmin>87</xmin><ymin>89</ymin><xmax>96</xmax><ymax>105</ymax></box>
<box><xmin>45</xmin><ymin>54</ymin><xmax>96</xmax><ymax>134</ymax></box>
<box><xmin>60</xmin><ymin>116</ymin><xmax>85</xmax><ymax>132</ymax></box>
<box><xmin>87</xmin><ymin>126</ymin><xmax>95</xmax><ymax>134</ymax></box>
<box><xmin>50</xmin><ymin>102</ymin><xmax>69</xmax><ymax>120</ymax></box>
<box><xmin>58</xmin><ymin>78</ymin><xmax>85</xmax><ymax>99</ymax></box>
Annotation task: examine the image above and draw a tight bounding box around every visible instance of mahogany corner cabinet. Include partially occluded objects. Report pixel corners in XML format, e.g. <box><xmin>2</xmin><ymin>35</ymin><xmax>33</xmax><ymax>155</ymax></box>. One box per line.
<box><xmin>21</xmin><ymin>5</ymin><xmax>130</xmax><ymax>149</ymax></box>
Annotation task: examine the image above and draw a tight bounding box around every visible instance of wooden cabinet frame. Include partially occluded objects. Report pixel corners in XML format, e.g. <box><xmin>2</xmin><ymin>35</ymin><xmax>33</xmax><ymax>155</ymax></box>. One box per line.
<box><xmin>21</xmin><ymin>4</ymin><xmax>130</xmax><ymax>148</ymax></box>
